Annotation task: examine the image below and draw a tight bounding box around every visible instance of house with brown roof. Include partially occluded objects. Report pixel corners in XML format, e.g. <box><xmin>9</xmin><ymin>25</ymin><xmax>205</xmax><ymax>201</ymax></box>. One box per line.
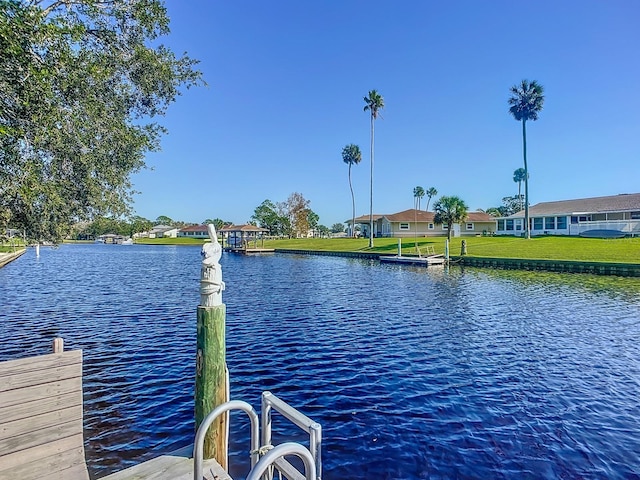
<box><xmin>495</xmin><ymin>193</ymin><xmax>640</xmax><ymax>237</ymax></box>
<box><xmin>178</xmin><ymin>225</ymin><xmax>210</xmax><ymax>238</ymax></box>
<box><xmin>347</xmin><ymin>209</ymin><xmax>496</xmax><ymax>238</ymax></box>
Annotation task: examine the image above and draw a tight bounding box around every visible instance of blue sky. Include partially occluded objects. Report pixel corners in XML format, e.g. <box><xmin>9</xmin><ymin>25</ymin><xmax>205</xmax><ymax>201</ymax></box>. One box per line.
<box><xmin>131</xmin><ymin>0</ymin><xmax>639</xmax><ymax>227</ymax></box>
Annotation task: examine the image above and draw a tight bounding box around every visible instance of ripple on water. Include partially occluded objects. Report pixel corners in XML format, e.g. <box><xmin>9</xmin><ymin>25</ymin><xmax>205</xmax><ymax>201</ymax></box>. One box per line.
<box><xmin>2</xmin><ymin>246</ymin><xmax>640</xmax><ymax>479</ymax></box>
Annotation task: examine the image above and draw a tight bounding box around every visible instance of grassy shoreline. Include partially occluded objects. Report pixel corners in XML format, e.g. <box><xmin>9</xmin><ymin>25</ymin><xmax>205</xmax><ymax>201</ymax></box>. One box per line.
<box><xmin>130</xmin><ymin>236</ymin><xmax>640</xmax><ymax>264</ymax></box>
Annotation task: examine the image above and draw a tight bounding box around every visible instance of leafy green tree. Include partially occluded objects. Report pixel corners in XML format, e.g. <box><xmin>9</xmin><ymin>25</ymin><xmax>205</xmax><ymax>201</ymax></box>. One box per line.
<box><xmin>155</xmin><ymin>215</ymin><xmax>173</xmax><ymax>226</ymax></box>
<box><xmin>363</xmin><ymin>89</ymin><xmax>384</xmax><ymax>247</ymax></box>
<box><xmin>317</xmin><ymin>225</ymin><xmax>330</xmax><ymax>237</ymax></box>
<box><xmin>413</xmin><ymin>186</ymin><xmax>425</xmax><ymax>210</ymax></box>
<box><xmin>251</xmin><ymin>200</ymin><xmax>281</xmax><ymax>235</ymax></box>
<box><xmin>434</xmin><ymin>196</ymin><xmax>469</xmax><ymax>241</ymax></box>
<box><xmin>485</xmin><ymin>207</ymin><xmax>503</xmax><ymax>217</ymax></box>
<box><xmin>513</xmin><ymin>168</ymin><xmax>527</xmax><ymax>210</ymax></box>
<box><xmin>129</xmin><ymin>216</ymin><xmax>153</xmax><ymax>235</ymax></box>
<box><xmin>331</xmin><ymin>223</ymin><xmax>345</xmax><ymax>234</ymax></box>
<box><xmin>508</xmin><ymin>80</ymin><xmax>545</xmax><ymax>239</ymax></box>
<box><xmin>425</xmin><ymin>187</ymin><xmax>438</xmax><ymax>211</ymax></box>
<box><xmin>285</xmin><ymin>192</ymin><xmax>311</xmax><ymax>237</ymax></box>
<box><xmin>306</xmin><ymin>209</ymin><xmax>319</xmax><ymax>236</ymax></box>
<box><xmin>500</xmin><ymin>195</ymin><xmax>523</xmax><ymax>216</ymax></box>
<box><xmin>0</xmin><ymin>1</ymin><xmax>203</xmax><ymax>242</ymax></box>
<box><xmin>342</xmin><ymin>144</ymin><xmax>362</xmax><ymax>237</ymax></box>
<box><xmin>203</xmin><ymin>219</ymin><xmax>229</xmax><ymax>231</ymax></box>
<box><xmin>485</xmin><ymin>196</ymin><xmax>523</xmax><ymax>217</ymax></box>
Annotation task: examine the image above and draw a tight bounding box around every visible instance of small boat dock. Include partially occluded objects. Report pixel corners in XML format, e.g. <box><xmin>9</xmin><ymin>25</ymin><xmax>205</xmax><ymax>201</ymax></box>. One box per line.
<box><xmin>219</xmin><ymin>224</ymin><xmax>274</xmax><ymax>254</ymax></box>
<box><xmin>379</xmin><ymin>241</ymin><xmax>445</xmax><ymax>266</ymax></box>
<box><xmin>379</xmin><ymin>254</ymin><xmax>445</xmax><ymax>266</ymax></box>
<box><xmin>224</xmin><ymin>246</ymin><xmax>275</xmax><ymax>254</ymax></box>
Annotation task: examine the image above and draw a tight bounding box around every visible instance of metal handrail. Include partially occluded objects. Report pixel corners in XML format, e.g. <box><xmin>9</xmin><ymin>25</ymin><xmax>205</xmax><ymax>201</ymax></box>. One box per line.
<box><xmin>261</xmin><ymin>391</ymin><xmax>322</xmax><ymax>480</ymax></box>
<box><xmin>193</xmin><ymin>400</ymin><xmax>260</xmax><ymax>480</ymax></box>
<box><xmin>245</xmin><ymin>443</ymin><xmax>316</xmax><ymax>480</ymax></box>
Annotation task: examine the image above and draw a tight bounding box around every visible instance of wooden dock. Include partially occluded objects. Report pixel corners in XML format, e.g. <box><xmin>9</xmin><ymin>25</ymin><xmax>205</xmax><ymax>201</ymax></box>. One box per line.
<box><xmin>0</xmin><ymin>340</ymin><xmax>231</xmax><ymax>480</ymax></box>
<box><xmin>100</xmin><ymin>445</ymin><xmax>231</xmax><ymax>480</ymax></box>
<box><xmin>224</xmin><ymin>247</ymin><xmax>274</xmax><ymax>255</ymax></box>
<box><xmin>0</xmin><ymin>249</ymin><xmax>26</xmax><ymax>268</ymax></box>
<box><xmin>379</xmin><ymin>254</ymin><xmax>445</xmax><ymax>266</ymax></box>
<box><xmin>0</xmin><ymin>342</ymin><xmax>89</xmax><ymax>480</ymax></box>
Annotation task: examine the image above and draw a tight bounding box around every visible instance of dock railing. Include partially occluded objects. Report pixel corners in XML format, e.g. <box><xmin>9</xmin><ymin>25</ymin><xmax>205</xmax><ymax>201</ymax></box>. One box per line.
<box><xmin>194</xmin><ymin>392</ymin><xmax>321</xmax><ymax>480</ymax></box>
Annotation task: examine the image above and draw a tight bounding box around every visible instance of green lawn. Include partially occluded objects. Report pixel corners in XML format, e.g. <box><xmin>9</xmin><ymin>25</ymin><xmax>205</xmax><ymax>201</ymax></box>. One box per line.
<box><xmin>71</xmin><ymin>235</ymin><xmax>640</xmax><ymax>264</ymax></box>
<box><xmin>134</xmin><ymin>237</ymin><xmax>205</xmax><ymax>245</ymax></box>
<box><xmin>261</xmin><ymin>235</ymin><xmax>640</xmax><ymax>264</ymax></box>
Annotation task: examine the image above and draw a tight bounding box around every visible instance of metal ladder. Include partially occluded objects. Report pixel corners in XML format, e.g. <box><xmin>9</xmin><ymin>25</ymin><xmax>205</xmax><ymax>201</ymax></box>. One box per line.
<box><xmin>194</xmin><ymin>391</ymin><xmax>322</xmax><ymax>480</ymax></box>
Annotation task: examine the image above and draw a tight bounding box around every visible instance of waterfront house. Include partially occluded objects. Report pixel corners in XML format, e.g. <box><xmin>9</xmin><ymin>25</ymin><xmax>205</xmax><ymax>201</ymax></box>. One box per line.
<box><xmin>348</xmin><ymin>209</ymin><xmax>496</xmax><ymax>238</ymax></box>
<box><xmin>148</xmin><ymin>224</ymin><xmax>178</xmax><ymax>238</ymax></box>
<box><xmin>495</xmin><ymin>193</ymin><xmax>640</xmax><ymax>237</ymax></box>
<box><xmin>178</xmin><ymin>225</ymin><xmax>210</xmax><ymax>239</ymax></box>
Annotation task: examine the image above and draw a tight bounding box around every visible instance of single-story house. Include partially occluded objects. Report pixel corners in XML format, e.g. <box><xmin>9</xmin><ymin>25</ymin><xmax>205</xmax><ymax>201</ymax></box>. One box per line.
<box><xmin>148</xmin><ymin>224</ymin><xmax>178</xmax><ymax>238</ymax></box>
<box><xmin>495</xmin><ymin>193</ymin><xmax>640</xmax><ymax>237</ymax></box>
<box><xmin>347</xmin><ymin>209</ymin><xmax>496</xmax><ymax>238</ymax></box>
<box><xmin>178</xmin><ymin>225</ymin><xmax>210</xmax><ymax>239</ymax></box>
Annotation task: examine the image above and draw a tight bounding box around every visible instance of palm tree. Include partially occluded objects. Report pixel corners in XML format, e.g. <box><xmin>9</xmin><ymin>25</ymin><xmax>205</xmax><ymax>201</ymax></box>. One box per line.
<box><xmin>363</xmin><ymin>89</ymin><xmax>384</xmax><ymax>248</ymax></box>
<box><xmin>342</xmin><ymin>144</ymin><xmax>362</xmax><ymax>237</ymax></box>
<box><xmin>513</xmin><ymin>167</ymin><xmax>527</xmax><ymax>211</ymax></box>
<box><xmin>433</xmin><ymin>195</ymin><xmax>468</xmax><ymax>241</ymax></box>
<box><xmin>413</xmin><ymin>186</ymin><xmax>425</xmax><ymax>210</ymax></box>
<box><xmin>508</xmin><ymin>79</ymin><xmax>545</xmax><ymax>239</ymax></box>
<box><xmin>425</xmin><ymin>187</ymin><xmax>438</xmax><ymax>211</ymax></box>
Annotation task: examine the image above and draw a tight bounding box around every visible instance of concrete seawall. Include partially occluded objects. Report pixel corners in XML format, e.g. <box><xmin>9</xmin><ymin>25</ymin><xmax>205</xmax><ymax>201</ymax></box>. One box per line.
<box><xmin>274</xmin><ymin>249</ymin><xmax>380</xmax><ymax>260</ymax></box>
<box><xmin>459</xmin><ymin>256</ymin><xmax>640</xmax><ymax>278</ymax></box>
<box><xmin>0</xmin><ymin>249</ymin><xmax>26</xmax><ymax>268</ymax></box>
<box><xmin>273</xmin><ymin>249</ymin><xmax>640</xmax><ymax>277</ymax></box>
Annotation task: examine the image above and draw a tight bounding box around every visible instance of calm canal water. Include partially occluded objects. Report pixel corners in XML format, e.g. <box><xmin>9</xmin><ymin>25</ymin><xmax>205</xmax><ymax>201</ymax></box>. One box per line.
<box><xmin>1</xmin><ymin>244</ymin><xmax>640</xmax><ymax>479</ymax></box>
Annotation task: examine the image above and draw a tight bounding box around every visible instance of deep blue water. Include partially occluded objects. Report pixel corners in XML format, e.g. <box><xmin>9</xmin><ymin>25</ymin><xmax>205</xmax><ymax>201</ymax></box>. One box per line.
<box><xmin>1</xmin><ymin>244</ymin><xmax>640</xmax><ymax>479</ymax></box>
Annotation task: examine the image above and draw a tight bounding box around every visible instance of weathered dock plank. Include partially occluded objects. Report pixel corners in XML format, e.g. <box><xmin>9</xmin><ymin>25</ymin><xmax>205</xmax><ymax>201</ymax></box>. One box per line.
<box><xmin>0</xmin><ymin>348</ymin><xmax>89</xmax><ymax>480</ymax></box>
<box><xmin>100</xmin><ymin>445</ymin><xmax>232</xmax><ymax>480</ymax></box>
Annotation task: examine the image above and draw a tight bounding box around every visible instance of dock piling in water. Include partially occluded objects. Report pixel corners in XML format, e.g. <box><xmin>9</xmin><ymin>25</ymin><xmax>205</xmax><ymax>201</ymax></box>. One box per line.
<box><xmin>195</xmin><ymin>224</ymin><xmax>229</xmax><ymax>469</ymax></box>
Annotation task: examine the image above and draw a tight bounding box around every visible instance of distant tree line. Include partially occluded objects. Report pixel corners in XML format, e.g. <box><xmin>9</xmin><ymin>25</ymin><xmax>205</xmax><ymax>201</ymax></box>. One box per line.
<box><xmin>73</xmin><ymin>215</ymin><xmax>232</xmax><ymax>239</ymax></box>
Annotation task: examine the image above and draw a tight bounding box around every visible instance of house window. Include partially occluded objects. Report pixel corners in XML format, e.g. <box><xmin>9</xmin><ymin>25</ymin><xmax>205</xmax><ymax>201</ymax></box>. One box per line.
<box><xmin>571</xmin><ymin>216</ymin><xmax>578</xmax><ymax>224</ymax></box>
<box><xmin>399</xmin><ymin>223</ymin><xmax>410</xmax><ymax>230</ymax></box>
<box><xmin>466</xmin><ymin>223</ymin><xmax>474</xmax><ymax>230</ymax></box>
<box><xmin>442</xmin><ymin>223</ymin><xmax>449</xmax><ymax>230</ymax></box>
<box><xmin>506</xmin><ymin>219</ymin><xmax>514</xmax><ymax>231</ymax></box>
<box><xmin>497</xmin><ymin>219</ymin><xmax>505</xmax><ymax>230</ymax></box>
<box><xmin>578</xmin><ymin>215</ymin><xmax>591</xmax><ymax>222</ymax></box>
<box><xmin>631</xmin><ymin>212</ymin><xmax>640</xmax><ymax>219</ymax></box>
<box><xmin>533</xmin><ymin>218</ymin><xmax>543</xmax><ymax>230</ymax></box>
<box><xmin>556</xmin><ymin>216</ymin><xmax>567</xmax><ymax>229</ymax></box>
<box><xmin>545</xmin><ymin>217</ymin><xmax>555</xmax><ymax>229</ymax></box>
<box><xmin>515</xmin><ymin>219</ymin><xmax>522</xmax><ymax>231</ymax></box>
<box><xmin>428</xmin><ymin>223</ymin><xmax>434</xmax><ymax>230</ymax></box>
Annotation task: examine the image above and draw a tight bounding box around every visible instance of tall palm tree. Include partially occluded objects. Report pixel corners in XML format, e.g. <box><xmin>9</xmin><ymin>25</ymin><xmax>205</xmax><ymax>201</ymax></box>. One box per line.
<box><xmin>433</xmin><ymin>195</ymin><xmax>468</xmax><ymax>241</ymax></box>
<box><xmin>363</xmin><ymin>89</ymin><xmax>384</xmax><ymax>248</ymax></box>
<box><xmin>508</xmin><ymin>79</ymin><xmax>544</xmax><ymax>239</ymax></box>
<box><xmin>342</xmin><ymin>144</ymin><xmax>362</xmax><ymax>238</ymax></box>
<box><xmin>413</xmin><ymin>186</ymin><xmax>425</xmax><ymax>210</ymax></box>
<box><xmin>425</xmin><ymin>187</ymin><xmax>438</xmax><ymax>211</ymax></box>
<box><xmin>513</xmin><ymin>167</ymin><xmax>527</xmax><ymax>211</ymax></box>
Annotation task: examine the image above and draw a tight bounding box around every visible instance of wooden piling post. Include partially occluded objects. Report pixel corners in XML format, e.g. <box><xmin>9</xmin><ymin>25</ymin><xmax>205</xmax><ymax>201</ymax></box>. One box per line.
<box><xmin>52</xmin><ymin>337</ymin><xmax>64</xmax><ymax>353</ymax></box>
<box><xmin>195</xmin><ymin>304</ymin><xmax>228</xmax><ymax>468</ymax></box>
<box><xmin>195</xmin><ymin>224</ymin><xmax>229</xmax><ymax>469</ymax></box>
